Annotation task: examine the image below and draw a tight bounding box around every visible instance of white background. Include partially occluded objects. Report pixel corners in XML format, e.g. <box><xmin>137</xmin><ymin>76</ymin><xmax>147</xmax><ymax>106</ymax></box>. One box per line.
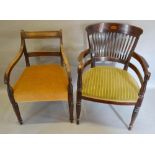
<box><xmin>0</xmin><ymin>0</ymin><xmax>155</xmax><ymax>155</ymax></box>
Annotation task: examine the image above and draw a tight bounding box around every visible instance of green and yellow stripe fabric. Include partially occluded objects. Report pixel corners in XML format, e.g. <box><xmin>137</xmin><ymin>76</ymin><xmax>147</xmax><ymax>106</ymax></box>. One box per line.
<box><xmin>82</xmin><ymin>66</ymin><xmax>140</xmax><ymax>103</ymax></box>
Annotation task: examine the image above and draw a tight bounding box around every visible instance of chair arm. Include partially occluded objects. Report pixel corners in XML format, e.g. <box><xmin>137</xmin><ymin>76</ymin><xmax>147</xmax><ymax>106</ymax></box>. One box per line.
<box><xmin>4</xmin><ymin>41</ymin><xmax>24</xmax><ymax>85</ymax></box>
<box><xmin>78</xmin><ymin>49</ymin><xmax>90</xmax><ymax>70</ymax></box>
<box><xmin>132</xmin><ymin>52</ymin><xmax>151</xmax><ymax>79</ymax></box>
<box><xmin>60</xmin><ymin>45</ymin><xmax>71</xmax><ymax>80</ymax></box>
<box><xmin>77</xmin><ymin>49</ymin><xmax>91</xmax><ymax>92</ymax></box>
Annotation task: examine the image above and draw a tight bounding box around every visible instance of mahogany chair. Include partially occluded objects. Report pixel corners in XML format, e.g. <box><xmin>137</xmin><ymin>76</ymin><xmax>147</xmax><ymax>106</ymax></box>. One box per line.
<box><xmin>4</xmin><ymin>30</ymin><xmax>73</xmax><ymax>124</ymax></box>
<box><xmin>76</xmin><ymin>23</ymin><xmax>151</xmax><ymax>130</ymax></box>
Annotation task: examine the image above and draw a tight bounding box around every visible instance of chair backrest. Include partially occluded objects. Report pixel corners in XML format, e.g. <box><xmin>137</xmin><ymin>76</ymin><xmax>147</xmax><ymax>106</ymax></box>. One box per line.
<box><xmin>20</xmin><ymin>30</ymin><xmax>63</xmax><ymax>66</ymax></box>
<box><xmin>21</xmin><ymin>30</ymin><xmax>62</xmax><ymax>41</ymax></box>
<box><xmin>86</xmin><ymin>23</ymin><xmax>143</xmax><ymax>65</ymax></box>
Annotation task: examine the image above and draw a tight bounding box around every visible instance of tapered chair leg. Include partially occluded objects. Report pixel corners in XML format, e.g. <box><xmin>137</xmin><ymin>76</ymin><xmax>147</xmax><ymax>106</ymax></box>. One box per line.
<box><xmin>7</xmin><ymin>86</ymin><xmax>23</xmax><ymax>124</ymax></box>
<box><xmin>68</xmin><ymin>93</ymin><xmax>74</xmax><ymax>123</ymax></box>
<box><xmin>128</xmin><ymin>106</ymin><xmax>140</xmax><ymax>130</ymax></box>
<box><xmin>11</xmin><ymin>102</ymin><xmax>23</xmax><ymax>125</ymax></box>
<box><xmin>69</xmin><ymin>102</ymin><xmax>74</xmax><ymax>123</ymax></box>
<box><xmin>68</xmin><ymin>83</ymin><xmax>74</xmax><ymax>123</ymax></box>
<box><xmin>76</xmin><ymin>92</ymin><xmax>81</xmax><ymax>124</ymax></box>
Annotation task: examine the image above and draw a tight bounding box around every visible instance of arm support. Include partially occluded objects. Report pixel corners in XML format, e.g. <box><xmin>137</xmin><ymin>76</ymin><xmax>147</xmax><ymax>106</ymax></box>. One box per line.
<box><xmin>77</xmin><ymin>49</ymin><xmax>91</xmax><ymax>92</ymax></box>
<box><xmin>4</xmin><ymin>40</ymin><xmax>24</xmax><ymax>85</ymax></box>
<box><xmin>60</xmin><ymin>45</ymin><xmax>73</xmax><ymax>98</ymax></box>
<box><xmin>131</xmin><ymin>51</ymin><xmax>151</xmax><ymax>98</ymax></box>
<box><xmin>78</xmin><ymin>49</ymin><xmax>90</xmax><ymax>70</ymax></box>
<box><xmin>132</xmin><ymin>51</ymin><xmax>151</xmax><ymax>79</ymax></box>
<box><xmin>60</xmin><ymin>45</ymin><xmax>71</xmax><ymax>80</ymax></box>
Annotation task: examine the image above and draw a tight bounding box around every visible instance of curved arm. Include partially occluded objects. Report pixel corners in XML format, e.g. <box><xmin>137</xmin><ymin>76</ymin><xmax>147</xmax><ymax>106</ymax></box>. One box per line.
<box><xmin>60</xmin><ymin>45</ymin><xmax>73</xmax><ymax>100</ymax></box>
<box><xmin>131</xmin><ymin>51</ymin><xmax>151</xmax><ymax>98</ymax></box>
<box><xmin>78</xmin><ymin>49</ymin><xmax>90</xmax><ymax>61</ymax></box>
<box><xmin>132</xmin><ymin>52</ymin><xmax>150</xmax><ymax>78</ymax></box>
<box><xmin>60</xmin><ymin>44</ymin><xmax>71</xmax><ymax>80</ymax></box>
<box><xmin>78</xmin><ymin>49</ymin><xmax>90</xmax><ymax>69</ymax></box>
<box><xmin>128</xmin><ymin>62</ymin><xmax>143</xmax><ymax>85</ymax></box>
<box><xmin>4</xmin><ymin>40</ymin><xmax>24</xmax><ymax>85</ymax></box>
<box><xmin>77</xmin><ymin>49</ymin><xmax>91</xmax><ymax>93</ymax></box>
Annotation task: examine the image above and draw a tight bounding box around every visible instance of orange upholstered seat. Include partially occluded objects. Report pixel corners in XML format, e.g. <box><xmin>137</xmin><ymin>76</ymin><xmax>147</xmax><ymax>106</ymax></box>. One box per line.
<box><xmin>13</xmin><ymin>64</ymin><xmax>68</xmax><ymax>102</ymax></box>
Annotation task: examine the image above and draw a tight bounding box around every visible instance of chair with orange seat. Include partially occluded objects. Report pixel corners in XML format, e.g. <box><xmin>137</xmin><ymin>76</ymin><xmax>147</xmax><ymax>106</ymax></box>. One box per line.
<box><xmin>4</xmin><ymin>30</ymin><xmax>73</xmax><ymax>124</ymax></box>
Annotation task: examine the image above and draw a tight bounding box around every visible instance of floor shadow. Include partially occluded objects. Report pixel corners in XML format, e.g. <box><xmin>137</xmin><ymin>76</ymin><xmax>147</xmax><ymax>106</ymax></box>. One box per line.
<box><xmin>22</xmin><ymin>101</ymin><xmax>69</xmax><ymax>125</ymax></box>
<box><xmin>109</xmin><ymin>105</ymin><xmax>128</xmax><ymax>129</ymax></box>
<box><xmin>80</xmin><ymin>102</ymin><xmax>129</xmax><ymax>130</ymax></box>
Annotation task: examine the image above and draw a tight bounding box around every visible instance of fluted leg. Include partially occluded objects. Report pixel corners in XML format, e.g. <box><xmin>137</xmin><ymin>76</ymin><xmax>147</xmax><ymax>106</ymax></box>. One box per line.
<box><xmin>128</xmin><ymin>95</ymin><xmax>144</xmax><ymax>130</ymax></box>
<box><xmin>76</xmin><ymin>92</ymin><xmax>81</xmax><ymax>124</ymax></box>
<box><xmin>128</xmin><ymin>106</ymin><xmax>140</xmax><ymax>130</ymax></box>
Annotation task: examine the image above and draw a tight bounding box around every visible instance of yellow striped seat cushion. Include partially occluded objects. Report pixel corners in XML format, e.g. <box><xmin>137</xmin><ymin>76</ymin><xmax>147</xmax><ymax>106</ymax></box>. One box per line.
<box><xmin>82</xmin><ymin>66</ymin><xmax>140</xmax><ymax>103</ymax></box>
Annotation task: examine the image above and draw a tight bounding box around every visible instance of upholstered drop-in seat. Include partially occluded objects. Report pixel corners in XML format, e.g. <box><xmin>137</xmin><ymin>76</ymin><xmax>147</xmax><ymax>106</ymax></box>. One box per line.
<box><xmin>82</xmin><ymin>66</ymin><xmax>140</xmax><ymax>103</ymax></box>
<box><xmin>13</xmin><ymin>64</ymin><xmax>68</xmax><ymax>102</ymax></box>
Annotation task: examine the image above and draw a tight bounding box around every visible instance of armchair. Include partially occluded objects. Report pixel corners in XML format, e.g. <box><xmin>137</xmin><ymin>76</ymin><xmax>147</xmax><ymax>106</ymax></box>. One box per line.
<box><xmin>4</xmin><ymin>30</ymin><xmax>73</xmax><ymax>124</ymax></box>
<box><xmin>76</xmin><ymin>23</ymin><xmax>150</xmax><ymax>130</ymax></box>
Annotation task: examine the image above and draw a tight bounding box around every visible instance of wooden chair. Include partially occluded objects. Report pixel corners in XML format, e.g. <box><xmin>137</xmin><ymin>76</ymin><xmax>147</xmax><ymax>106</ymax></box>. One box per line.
<box><xmin>4</xmin><ymin>30</ymin><xmax>74</xmax><ymax>124</ymax></box>
<box><xmin>76</xmin><ymin>23</ymin><xmax>151</xmax><ymax>130</ymax></box>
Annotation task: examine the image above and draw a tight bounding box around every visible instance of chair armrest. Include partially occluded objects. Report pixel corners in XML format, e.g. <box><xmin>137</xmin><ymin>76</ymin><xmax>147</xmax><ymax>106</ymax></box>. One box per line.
<box><xmin>132</xmin><ymin>52</ymin><xmax>151</xmax><ymax>79</ymax></box>
<box><xmin>60</xmin><ymin>44</ymin><xmax>71</xmax><ymax>79</ymax></box>
<box><xmin>77</xmin><ymin>49</ymin><xmax>91</xmax><ymax>92</ymax></box>
<box><xmin>4</xmin><ymin>40</ymin><xmax>24</xmax><ymax>85</ymax></box>
<box><xmin>78</xmin><ymin>49</ymin><xmax>90</xmax><ymax>70</ymax></box>
<box><xmin>131</xmin><ymin>52</ymin><xmax>151</xmax><ymax>98</ymax></box>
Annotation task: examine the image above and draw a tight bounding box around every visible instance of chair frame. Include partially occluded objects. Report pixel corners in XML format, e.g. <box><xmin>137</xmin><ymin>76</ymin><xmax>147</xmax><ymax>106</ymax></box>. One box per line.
<box><xmin>4</xmin><ymin>30</ymin><xmax>74</xmax><ymax>124</ymax></box>
<box><xmin>76</xmin><ymin>23</ymin><xmax>151</xmax><ymax>130</ymax></box>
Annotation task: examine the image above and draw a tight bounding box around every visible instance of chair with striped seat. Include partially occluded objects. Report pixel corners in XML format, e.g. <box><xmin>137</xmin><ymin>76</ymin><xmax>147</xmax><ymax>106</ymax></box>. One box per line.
<box><xmin>76</xmin><ymin>23</ymin><xmax>150</xmax><ymax>130</ymax></box>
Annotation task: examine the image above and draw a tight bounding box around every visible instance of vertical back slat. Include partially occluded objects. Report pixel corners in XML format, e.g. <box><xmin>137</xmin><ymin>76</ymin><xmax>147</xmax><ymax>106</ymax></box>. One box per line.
<box><xmin>114</xmin><ymin>33</ymin><xmax>120</xmax><ymax>58</ymax></box>
<box><xmin>125</xmin><ymin>36</ymin><xmax>135</xmax><ymax>59</ymax></box>
<box><xmin>86</xmin><ymin>23</ymin><xmax>143</xmax><ymax>64</ymax></box>
<box><xmin>88</xmin><ymin>32</ymin><xmax>138</xmax><ymax>62</ymax></box>
<box><xmin>122</xmin><ymin>36</ymin><xmax>132</xmax><ymax>60</ymax></box>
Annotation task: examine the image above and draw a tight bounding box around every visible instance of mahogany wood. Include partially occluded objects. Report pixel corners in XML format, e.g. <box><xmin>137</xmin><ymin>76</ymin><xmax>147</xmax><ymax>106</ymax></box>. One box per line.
<box><xmin>4</xmin><ymin>30</ymin><xmax>73</xmax><ymax>124</ymax></box>
<box><xmin>76</xmin><ymin>23</ymin><xmax>150</xmax><ymax>130</ymax></box>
